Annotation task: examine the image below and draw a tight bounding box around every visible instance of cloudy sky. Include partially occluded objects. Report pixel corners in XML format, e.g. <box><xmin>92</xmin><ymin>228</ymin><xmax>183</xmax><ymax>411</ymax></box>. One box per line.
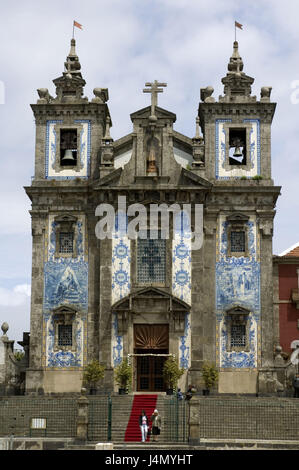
<box><xmin>0</xmin><ymin>0</ymin><xmax>299</xmax><ymax>343</ymax></box>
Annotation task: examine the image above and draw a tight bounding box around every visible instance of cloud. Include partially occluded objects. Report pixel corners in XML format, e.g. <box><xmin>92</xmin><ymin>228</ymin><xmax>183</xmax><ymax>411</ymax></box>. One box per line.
<box><xmin>0</xmin><ymin>284</ymin><xmax>31</xmax><ymax>344</ymax></box>
<box><xmin>0</xmin><ymin>284</ymin><xmax>31</xmax><ymax>307</ymax></box>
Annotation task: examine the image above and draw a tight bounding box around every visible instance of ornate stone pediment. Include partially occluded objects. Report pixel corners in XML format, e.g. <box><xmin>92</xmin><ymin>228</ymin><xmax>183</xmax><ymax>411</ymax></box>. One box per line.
<box><xmin>52</xmin><ymin>304</ymin><xmax>78</xmax><ymax>315</ymax></box>
<box><xmin>112</xmin><ymin>287</ymin><xmax>190</xmax><ymax>313</ymax></box>
<box><xmin>112</xmin><ymin>287</ymin><xmax>190</xmax><ymax>334</ymax></box>
<box><xmin>226</xmin><ymin>213</ymin><xmax>250</xmax><ymax>224</ymax></box>
<box><xmin>130</xmin><ymin>105</ymin><xmax>176</xmax><ymax>123</ymax></box>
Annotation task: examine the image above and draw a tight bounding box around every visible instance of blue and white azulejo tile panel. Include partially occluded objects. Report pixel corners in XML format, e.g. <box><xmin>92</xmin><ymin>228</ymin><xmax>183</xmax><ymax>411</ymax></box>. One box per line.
<box><xmin>172</xmin><ymin>212</ymin><xmax>192</xmax><ymax>369</ymax></box>
<box><xmin>43</xmin><ymin>214</ymin><xmax>88</xmax><ymax>369</ymax></box>
<box><xmin>111</xmin><ymin>217</ymin><xmax>130</xmax><ymax>366</ymax></box>
<box><xmin>216</xmin><ymin>214</ymin><xmax>260</xmax><ymax>369</ymax></box>
<box><xmin>112</xmin><ymin>313</ymin><xmax>123</xmax><ymax>367</ymax></box>
<box><xmin>45</xmin><ymin>315</ymin><xmax>84</xmax><ymax>368</ymax></box>
<box><xmin>172</xmin><ymin>211</ymin><xmax>192</xmax><ymax>305</ymax></box>
<box><xmin>179</xmin><ymin>313</ymin><xmax>191</xmax><ymax>369</ymax></box>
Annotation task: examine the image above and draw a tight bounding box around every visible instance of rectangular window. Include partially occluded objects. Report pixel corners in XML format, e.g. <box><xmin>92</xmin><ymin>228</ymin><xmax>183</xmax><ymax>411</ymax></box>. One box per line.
<box><xmin>60</xmin><ymin>129</ymin><xmax>78</xmax><ymax>166</ymax></box>
<box><xmin>59</xmin><ymin>232</ymin><xmax>74</xmax><ymax>254</ymax></box>
<box><xmin>58</xmin><ymin>324</ymin><xmax>73</xmax><ymax>347</ymax></box>
<box><xmin>137</xmin><ymin>236</ymin><xmax>166</xmax><ymax>284</ymax></box>
<box><xmin>230</xmin><ymin>231</ymin><xmax>245</xmax><ymax>253</ymax></box>
<box><xmin>231</xmin><ymin>324</ymin><xmax>246</xmax><ymax>349</ymax></box>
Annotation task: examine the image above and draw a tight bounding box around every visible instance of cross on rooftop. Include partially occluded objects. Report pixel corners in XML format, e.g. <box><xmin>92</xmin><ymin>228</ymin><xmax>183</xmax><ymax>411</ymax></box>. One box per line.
<box><xmin>143</xmin><ymin>80</ymin><xmax>167</xmax><ymax>117</ymax></box>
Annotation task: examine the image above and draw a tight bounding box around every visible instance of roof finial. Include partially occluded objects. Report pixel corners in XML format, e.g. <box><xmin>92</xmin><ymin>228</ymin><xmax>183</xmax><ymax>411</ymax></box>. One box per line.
<box><xmin>227</xmin><ymin>41</ymin><xmax>244</xmax><ymax>76</ymax></box>
<box><xmin>143</xmin><ymin>80</ymin><xmax>167</xmax><ymax>121</ymax></box>
<box><xmin>219</xmin><ymin>40</ymin><xmax>255</xmax><ymax>102</ymax></box>
<box><xmin>52</xmin><ymin>37</ymin><xmax>86</xmax><ymax>102</ymax></box>
<box><xmin>64</xmin><ymin>38</ymin><xmax>82</xmax><ymax>78</ymax></box>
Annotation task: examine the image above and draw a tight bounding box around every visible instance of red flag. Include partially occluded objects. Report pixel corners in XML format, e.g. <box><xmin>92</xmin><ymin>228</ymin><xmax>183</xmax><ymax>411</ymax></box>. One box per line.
<box><xmin>235</xmin><ymin>21</ymin><xmax>243</xmax><ymax>30</ymax></box>
<box><xmin>74</xmin><ymin>21</ymin><xmax>83</xmax><ymax>30</ymax></box>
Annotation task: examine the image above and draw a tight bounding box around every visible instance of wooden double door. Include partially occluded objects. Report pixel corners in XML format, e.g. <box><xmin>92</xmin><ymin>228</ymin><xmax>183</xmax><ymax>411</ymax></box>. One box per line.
<box><xmin>134</xmin><ymin>324</ymin><xmax>169</xmax><ymax>392</ymax></box>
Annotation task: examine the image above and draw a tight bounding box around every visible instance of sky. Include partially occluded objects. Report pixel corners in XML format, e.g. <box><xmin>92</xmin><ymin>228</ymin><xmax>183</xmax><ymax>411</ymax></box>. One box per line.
<box><xmin>0</xmin><ymin>0</ymin><xmax>299</xmax><ymax>344</ymax></box>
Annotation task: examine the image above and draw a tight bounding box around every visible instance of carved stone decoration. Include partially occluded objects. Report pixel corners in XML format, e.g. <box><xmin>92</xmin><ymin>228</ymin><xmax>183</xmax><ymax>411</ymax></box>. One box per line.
<box><xmin>92</xmin><ymin>88</ymin><xmax>109</xmax><ymax>103</ymax></box>
<box><xmin>143</xmin><ymin>80</ymin><xmax>167</xmax><ymax>121</ymax></box>
<box><xmin>260</xmin><ymin>87</ymin><xmax>272</xmax><ymax>102</ymax></box>
<box><xmin>100</xmin><ymin>117</ymin><xmax>114</xmax><ymax>167</ymax></box>
<box><xmin>200</xmin><ymin>86</ymin><xmax>215</xmax><ymax>103</ymax></box>
<box><xmin>219</xmin><ymin>41</ymin><xmax>256</xmax><ymax>103</ymax></box>
<box><xmin>192</xmin><ymin>117</ymin><xmax>205</xmax><ymax>167</ymax></box>
<box><xmin>1</xmin><ymin>323</ymin><xmax>9</xmax><ymax>337</ymax></box>
<box><xmin>145</xmin><ymin>135</ymin><xmax>160</xmax><ymax>176</ymax></box>
<box><xmin>259</xmin><ymin>219</ymin><xmax>273</xmax><ymax>237</ymax></box>
<box><xmin>37</xmin><ymin>88</ymin><xmax>54</xmax><ymax>104</ymax></box>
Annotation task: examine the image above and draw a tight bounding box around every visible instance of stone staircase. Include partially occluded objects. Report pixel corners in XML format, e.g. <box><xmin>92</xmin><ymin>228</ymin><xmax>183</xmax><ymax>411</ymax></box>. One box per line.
<box><xmin>110</xmin><ymin>395</ymin><xmax>134</xmax><ymax>442</ymax></box>
<box><xmin>110</xmin><ymin>393</ymin><xmax>187</xmax><ymax>444</ymax></box>
<box><xmin>124</xmin><ymin>394</ymin><xmax>158</xmax><ymax>442</ymax></box>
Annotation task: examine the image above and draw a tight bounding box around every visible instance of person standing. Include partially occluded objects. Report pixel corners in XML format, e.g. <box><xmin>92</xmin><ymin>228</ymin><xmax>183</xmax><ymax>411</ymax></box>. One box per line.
<box><xmin>151</xmin><ymin>409</ymin><xmax>162</xmax><ymax>442</ymax></box>
<box><xmin>293</xmin><ymin>374</ymin><xmax>299</xmax><ymax>398</ymax></box>
<box><xmin>139</xmin><ymin>410</ymin><xmax>149</xmax><ymax>442</ymax></box>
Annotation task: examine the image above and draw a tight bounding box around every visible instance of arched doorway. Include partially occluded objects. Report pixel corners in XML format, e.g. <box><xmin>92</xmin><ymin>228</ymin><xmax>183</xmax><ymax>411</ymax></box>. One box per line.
<box><xmin>134</xmin><ymin>324</ymin><xmax>169</xmax><ymax>392</ymax></box>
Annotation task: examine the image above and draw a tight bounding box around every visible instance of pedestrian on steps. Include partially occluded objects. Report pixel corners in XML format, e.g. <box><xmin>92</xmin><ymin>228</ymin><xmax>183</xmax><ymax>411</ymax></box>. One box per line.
<box><xmin>139</xmin><ymin>410</ymin><xmax>149</xmax><ymax>442</ymax></box>
<box><xmin>150</xmin><ymin>409</ymin><xmax>162</xmax><ymax>442</ymax></box>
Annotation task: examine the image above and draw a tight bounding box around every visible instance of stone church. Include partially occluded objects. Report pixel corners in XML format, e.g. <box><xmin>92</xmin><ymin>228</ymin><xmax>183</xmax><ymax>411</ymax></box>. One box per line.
<box><xmin>24</xmin><ymin>38</ymin><xmax>281</xmax><ymax>395</ymax></box>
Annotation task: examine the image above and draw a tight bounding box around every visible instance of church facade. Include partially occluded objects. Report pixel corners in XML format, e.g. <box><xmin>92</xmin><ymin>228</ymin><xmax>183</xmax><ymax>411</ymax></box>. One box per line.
<box><xmin>24</xmin><ymin>39</ymin><xmax>281</xmax><ymax>394</ymax></box>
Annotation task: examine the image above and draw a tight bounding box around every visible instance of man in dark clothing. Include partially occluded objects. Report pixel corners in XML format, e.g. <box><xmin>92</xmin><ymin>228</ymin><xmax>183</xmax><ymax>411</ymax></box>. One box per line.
<box><xmin>185</xmin><ymin>385</ymin><xmax>193</xmax><ymax>401</ymax></box>
<box><xmin>293</xmin><ymin>374</ymin><xmax>299</xmax><ymax>398</ymax></box>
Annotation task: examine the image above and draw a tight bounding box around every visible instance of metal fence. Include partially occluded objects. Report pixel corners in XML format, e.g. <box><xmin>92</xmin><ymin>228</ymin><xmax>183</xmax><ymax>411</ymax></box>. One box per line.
<box><xmin>199</xmin><ymin>398</ymin><xmax>299</xmax><ymax>441</ymax></box>
<box><xmin>0</xmin><ymin>397</ymin><xmax>77</xmax><ymax>438</ymax></box>
<box><xmin>87</xmin><ymin>395</ymin><xmax>111</xmax><ymax>441</ymax></box>
<box><xmin>2</xmin><ymin>395</ymin><xmax>299</xmax><ymax>443</ymax></box>
<box><xmin>163</xmin><ymin>397</ymin><xmax>189</xmax><ymax>443</ymax></box>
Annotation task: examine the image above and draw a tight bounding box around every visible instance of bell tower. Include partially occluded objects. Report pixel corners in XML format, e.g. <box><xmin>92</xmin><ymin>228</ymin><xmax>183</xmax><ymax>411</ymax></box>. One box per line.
<box><xmin>24</xmin><ymin>39</ymin><xmax>111</xmax><ymax>394</ymax></box>
<box><xmin>191</xmin><ymin>41</ymin><xmax>281</xmax><ymax>393</ymax></box>
<box><xmin>199</xmin><ymin>41</ymin><xmax>275</xmax><ymax>182</ymax></box>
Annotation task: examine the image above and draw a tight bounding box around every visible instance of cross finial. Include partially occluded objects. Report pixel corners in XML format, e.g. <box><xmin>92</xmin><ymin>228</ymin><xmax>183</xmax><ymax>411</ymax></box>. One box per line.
<box><xmin>143</xmin><ymin>80</ymin><xmax>167</xmax><ymax>118</ymax></box>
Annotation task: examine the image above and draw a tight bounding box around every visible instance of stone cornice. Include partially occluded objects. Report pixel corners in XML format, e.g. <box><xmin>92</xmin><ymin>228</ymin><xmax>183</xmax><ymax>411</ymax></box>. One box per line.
<box><xmin>31</xmin><ymin>102</ymin><xmax>110</xmax><ymax>123</ymax></box>
<box><xmin>198</xmin><ymin>101</ymin><xmax>276</xmax><ymax>123</ymax></box>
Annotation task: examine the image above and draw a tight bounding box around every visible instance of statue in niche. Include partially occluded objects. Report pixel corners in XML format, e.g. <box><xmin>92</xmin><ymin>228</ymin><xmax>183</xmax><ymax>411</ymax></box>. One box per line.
<box><xmin>146</xmin><ymin>136</ymin><xmax>159</xmax><ymax>176</ymax></box>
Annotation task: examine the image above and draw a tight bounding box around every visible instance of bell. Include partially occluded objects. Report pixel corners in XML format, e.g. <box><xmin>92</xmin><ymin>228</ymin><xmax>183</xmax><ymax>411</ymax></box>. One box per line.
<box><xmin>233</xmin><ymin>146</ymin><xmax>243</xmax><ymax>158</ymax></box>
<box><xmin>62</xmin><ymin>149</ymin><xmax>76</xmax><ymax>163</ymax></box>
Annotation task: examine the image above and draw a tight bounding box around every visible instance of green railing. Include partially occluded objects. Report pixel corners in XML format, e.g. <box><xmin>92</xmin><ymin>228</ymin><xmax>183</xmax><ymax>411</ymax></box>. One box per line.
<box><xmin>199</xmin><ymin>397</ymin><xmax>299</xmax><ymax>441</ymax></box>
<box><xmin>163</xmin><ymin>397</ymin><xmax>188</xmax><ymax>443</ymax></box>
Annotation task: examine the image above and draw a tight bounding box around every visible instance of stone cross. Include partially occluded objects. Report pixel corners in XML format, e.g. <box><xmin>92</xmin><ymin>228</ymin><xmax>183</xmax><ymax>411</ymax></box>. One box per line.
<box><xmin>143</xmin><ymin>80</ymin><xmax>167</xmax><ymax>118</ymax></box>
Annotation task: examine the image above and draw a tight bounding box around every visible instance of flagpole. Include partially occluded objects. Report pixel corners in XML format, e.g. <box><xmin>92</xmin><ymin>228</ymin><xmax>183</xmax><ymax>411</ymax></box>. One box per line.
<box><xmin>72</xmin><ymin>21</ymin><xmax>75</xmax><ymax>39</ymax></box>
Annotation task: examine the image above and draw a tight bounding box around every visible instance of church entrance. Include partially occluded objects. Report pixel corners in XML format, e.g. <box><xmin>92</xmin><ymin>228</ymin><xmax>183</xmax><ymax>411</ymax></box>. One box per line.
<box><xmin>134</xmin><ymin>324</ymin><xmax>169</xmax><ymax>392</ymax></box>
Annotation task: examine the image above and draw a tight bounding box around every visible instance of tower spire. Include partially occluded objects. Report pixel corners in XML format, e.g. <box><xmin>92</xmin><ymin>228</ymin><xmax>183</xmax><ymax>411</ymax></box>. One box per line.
<box><xmin>64</xmin><ymin>38</ymin><xmax>82</xmax><ymax>79</ymax></box>
<box><xmin>219</xmin><ymin>40</ymin><xmax>255</xmax><ymax>103</ymax></box>
<box><xmin>228</xmin><ymin>41</ymin><xmax>244</xmax><ymax>75</ymax></box>
<box><xmin>53</xmin><ymin>37</ymin><xmax>86</xmax><ymax>102</ymax></box>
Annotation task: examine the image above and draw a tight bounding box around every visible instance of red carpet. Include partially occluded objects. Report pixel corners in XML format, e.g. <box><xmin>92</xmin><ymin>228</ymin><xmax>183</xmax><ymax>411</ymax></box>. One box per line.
<box><xmin>124</xmin><ymin>394</ymin><xmax>158</xmax><ymax>442</ymax></box>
